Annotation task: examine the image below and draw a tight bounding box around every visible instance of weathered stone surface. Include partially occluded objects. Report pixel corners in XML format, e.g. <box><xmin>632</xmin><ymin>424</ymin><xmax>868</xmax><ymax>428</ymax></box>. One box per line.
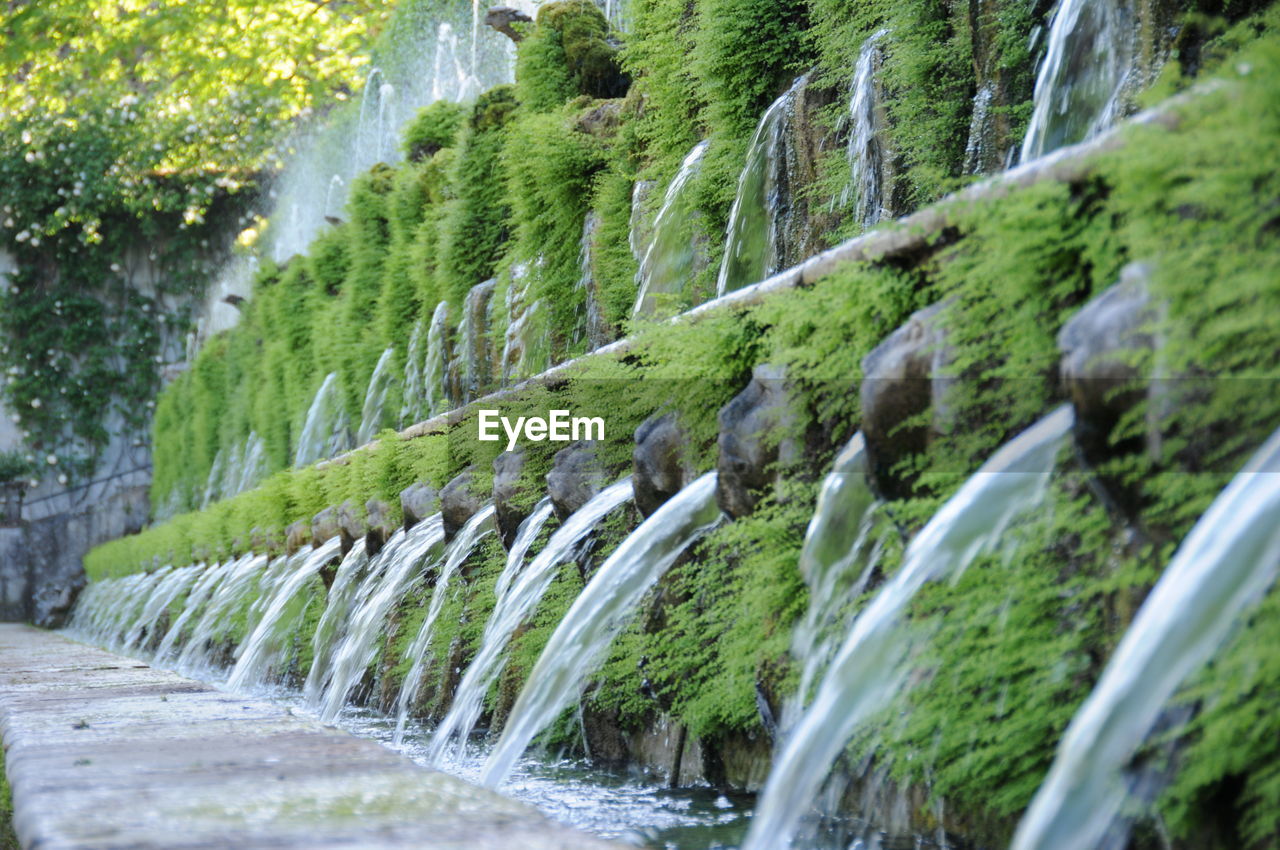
<box><xmin>492</xmin><ymin>450</ymin><xmax>529</xmax><ymax>550</ymax></box>
<box><xmin>859</xmin><ymin>301</ymin><xmax>951</xmax><ymax>500</ymax></box>
<box><xmin>0</xmin><ymin>624</ymin><xmax>621</xmax><ymax>850</ymax></box>
<box><xmin>441</xmin><ymin>468</ymin><xmax>484</xmax><ymax>542</ymax></box>
<box><xmin>484</xmin><ymin>6</ymin><xmax>532</xmax><ymax>42</ymax></box>
<box><xmin>364</xmin><ymin>499</ymin><xmax>396</xmax><ymax>556</ymax></box>
<box><xmin>285</xmin><ymin>520</ymin><xmax>311</xmax><ymax>556</ymax></box>
<box><xmin>336</xmin><ymin>500</ymin><xmax>367</xmax><ymax>555</ymax></box>
<box><xmin>311</xmin><ymin>506</ymin><xmax>342</xmax><ymax>549</ymax></box>
<box><xmin>0</xmin><ymin>527</ymin><xmax>28</xmax><ymax>621</ymax></box>
<box><xmin>716</xmin><ymin>364</ymin><xmax>800</xmax><ymax>519</ymax></box>
<box><xmin>547</xmin><ymin>442</ymin><xmax>606</xmax><ymax>522</ymax></box>
<box><xmin>401</xmin><ymin>483</ymin><xmax>440</xmax><ymax>531</ymax></box>
<box><xmin>1059</xmin><ymin>264</ymin><xmax>1159</xmax><ymax>515</ymax></box>
<box><xmin>632</xmin><ymin>414</ymin><xmax>693</xmax><ymax>518</ymax></box>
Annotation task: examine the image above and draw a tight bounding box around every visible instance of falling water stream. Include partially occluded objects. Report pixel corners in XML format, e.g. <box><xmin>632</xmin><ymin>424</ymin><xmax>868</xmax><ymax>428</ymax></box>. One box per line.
<box><xmin>843</xmin><ymin>30</ymin><xmax>889</xmax><ymax>229</ymax></box>
<box><xmin>423</xmin><ymin>480</ymin><xmax>635</xmax><ymax>761</ymax></box>
<box><xmin>632</xmin><ymin>141</ymin><xmax>710</xmax><ymax>317</ymax></box>
<box><xmin>1020</xmin><ymin>0</ymin><xmax>1135</xmax><ymax>161</ymax></box>
<box><xmin>716</xmin><ymin>78</ymin><xmax>804</xmax><ymax>297</ymax></box>
<box><xmin>1011</xmin><ymin>424</ymin><xmax>1280</xmax><ymax>850</ymax></box>
<box><xmin>227</xmin><ymin>538</ymin><xmax>343</xmax><ymax>691</ymax></box>
<box><xmin>743</xmin><ymin>406</ymin><xmax>1075</xmax><ymax>850</ymax></box>
<box><xmin>391</xmin><ymin>504</ymin><xmax>497</xmax><ymax>738</ymax></box>
<box><xmin>294</xmin><ymin>372</ymin><xmax>352</xmax><ymax>468</ymax></box>
<box><xmin>781</xmin><ymin>432</ymin><xmax>886</xmax><ymax>730</ymax></box>
<box><xmin>482</xmin><ymin>472</ymin><xmax>723</xmax><ymax>788</ymax></box>
<box><xmin>314</xmin><ymin>521</ymin><xmax>445</xmax><ymax>722</ymax></box>
<box><xmin>355</xmin><ymin>347</ymin><xmax>400</xmax><ymax>444</ymax></box>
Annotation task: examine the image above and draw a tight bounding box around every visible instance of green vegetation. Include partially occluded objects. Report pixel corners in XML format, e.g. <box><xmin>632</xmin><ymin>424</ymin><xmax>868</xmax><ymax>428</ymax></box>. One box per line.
<box><xmin>0</xmin><ymin>0</ymin><xmax>397</xmax><ymax>479</ymax></box>
<box><xmin>0</xmin><ymin>741</ymin><xmax>16</xmax><ymax>850</ymax></box>
<box><xmin>45</xmin><ymin>0</ymin><xmax>1280</xmax><ymax>845</ymax></box>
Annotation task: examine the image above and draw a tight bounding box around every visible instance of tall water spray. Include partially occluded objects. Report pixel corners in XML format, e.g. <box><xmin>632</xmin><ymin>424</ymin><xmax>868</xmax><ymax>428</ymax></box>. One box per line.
<box><xmin>743</xmin><ymin>406</ymin><xmax>1074</xmax><ymax>850</ymax></box>
<box><xmin>481</xmin><ymin>472</ymin><xmax>723</xmax><ymax>788</ymax></box>
<box><xmin>1011</xmin><ymin>425</ymin><xmax>1280</xmax><ymax>850</ymax></box>
<box><xmin>423</xmin><ymin>479</ymin><xmax>635</xmax><ymax>761</ymax></box>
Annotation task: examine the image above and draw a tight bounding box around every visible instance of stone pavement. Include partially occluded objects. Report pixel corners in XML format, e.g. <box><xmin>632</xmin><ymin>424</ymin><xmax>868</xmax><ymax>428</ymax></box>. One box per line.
<box><xmin>0</xmin><ymin>624</ymin><xmax>620</xmax><ymax>849</ymax></box>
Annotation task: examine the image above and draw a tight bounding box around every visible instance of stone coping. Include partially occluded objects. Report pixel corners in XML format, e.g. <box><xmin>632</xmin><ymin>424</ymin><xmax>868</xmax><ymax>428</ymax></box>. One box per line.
<box><xmin>0</xmin><ymin>624</ymin><xmax>620</xmax><ymax>849</ymax></box>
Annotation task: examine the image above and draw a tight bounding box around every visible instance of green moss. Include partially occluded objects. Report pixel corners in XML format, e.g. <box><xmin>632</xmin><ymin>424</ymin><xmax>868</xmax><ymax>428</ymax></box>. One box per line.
<box><xmin>1</xmin><ymin>736</ymin><xmax>18</xmax><ymax>850</ymax></box>
<box><xmin>402</xmin><ymin>101</ymin><xmax>466</xmax><ymax>162</ymax></box>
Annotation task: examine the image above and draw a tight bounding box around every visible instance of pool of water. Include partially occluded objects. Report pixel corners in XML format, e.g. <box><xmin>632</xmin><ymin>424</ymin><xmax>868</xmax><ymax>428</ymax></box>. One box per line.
<box><xmin>293</xmin><ymin>700</ymin><xmax>756</xmax><ymax>849</ymax></box>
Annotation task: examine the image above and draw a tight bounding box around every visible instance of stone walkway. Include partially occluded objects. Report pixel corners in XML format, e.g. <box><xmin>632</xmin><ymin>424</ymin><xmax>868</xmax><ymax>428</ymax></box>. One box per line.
<box><xmin>0</xmin><ymin>624</ymin><xmax>619</xmax><ymax>849</ymax></box>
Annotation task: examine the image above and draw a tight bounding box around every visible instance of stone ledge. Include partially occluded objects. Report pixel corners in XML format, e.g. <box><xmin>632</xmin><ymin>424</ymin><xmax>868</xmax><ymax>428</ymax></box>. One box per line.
<box><xmin>0</xmin><ymin>624</ymin><xmax>620</xmax><ymax>850</ymax></box>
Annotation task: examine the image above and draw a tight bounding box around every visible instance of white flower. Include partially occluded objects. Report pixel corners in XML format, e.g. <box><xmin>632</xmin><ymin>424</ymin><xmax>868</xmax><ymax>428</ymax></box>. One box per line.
<box><xmin>45</xmin><ymin>454</ymin><xmax>56</xmax><ymax>465</ymax></box>
<box><xmin>15</xmin><ymin>230</ymin><xmax>29</xmax><ymax>242</ymax></box>
<box><xmin>29</xmin><ymin>398</ymin><xmax>40</xmax><ymax>408</ymax></box>
<box><xmin>57</xmin><ymin>473</ymin><xmax>67</xmax><ymax>485</ymax></box>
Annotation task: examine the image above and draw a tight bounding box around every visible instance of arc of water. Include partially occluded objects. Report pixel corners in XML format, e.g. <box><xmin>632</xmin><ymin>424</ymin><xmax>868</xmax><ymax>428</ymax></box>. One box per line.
<box><xmin>742</xmin><ymin>406</ymin><xmax>1074</xmax><ymax>850</ymax></box>
<box><xmin>632</xmin><ymin>141</ymin><xmax>709</xmax><ymax>318</ymax></box>
<box><xmin>227</xmin><ymin>538</ymin><xmax>343</xmax><ymax>692</ymax></box>
<box><xmin>1011</xmin><ymin>424</ymin><xmax>1280</xmax><ymax>850</ymax></box>
<box><xmin>172</xmin><ymin>552</ymin><xmax>270</xmax><ymax>675</ymax></box>
<box><xmin>153</xmin><ymin>559</ymin><xmax>236</xmax><ymax>664</ymax></box>
<box><xmin>356</xmin><ymin>347</ymin><xmax>400</xmax><ymax>444</ymax></box>
<box><xmin>303</xmin><ymin>538</ymin><xmax>374</xmax><ymax>705</ymax></box>
<box><xmin>782</xmin><ymin>433</ymin><xmax>886</xmax><ymax>730</ymax></box>
<box><xmin>391</xmin><ymin>504</ymin><xmax>498</xmax><ymax>740</ymax></box>
<box><xmin>481</xmin><ymin>472</ymin><xmax>723</xmax><ymax>788</ymax></box>
<box><xmin>316</xmin><ymin>519</ymin><xmax>447</xmax><ymax>722</ymax></box>
<box><xmin>1020</xmin><ymin>0</ymin><xmax>1134</xmax><ymax>162</ymax></box>
<box><xmin>122</xmin><ymin>565</ymin><xmax>203</xmax><ymax>653</ymax></box>
<box><xmin>295</xmin><ymin>372</ymin><xmax>352</xmax><ymax>468</ymax></box>
<box><xmin>423</xmin><ymin>480</ymin><xmax>634</xmax><ymax>761</ymax></box>
<box><xmin>844</xmin><ymin>30</ymin><xmax>889</xmax><ymax>229</ymax></box>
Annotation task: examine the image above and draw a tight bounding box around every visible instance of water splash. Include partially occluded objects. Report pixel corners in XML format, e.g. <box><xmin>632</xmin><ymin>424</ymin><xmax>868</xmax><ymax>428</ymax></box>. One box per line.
<box><xmin>481</xmin><ymin>472</ymin><xmax>723</xmax><ymax>788</ymax></box>
<box><xmin>1020</xmin><ymin>0</ymin><xmax>1134</xmax><ymax>162</ymax></box>
<box><xmin>294</xmin><ymin>372</ymin><xmax>353</xmax><ymax>467</ymax></box>
<box><xmin>742</xmin><ymin>406</ymin><xmax>1074</xmax><ymax>850</ymax></box>
<box><xmin>1011</xmin><ymin>425</ymin><xmax>1280</xmax><ymax>850</ymax></box>
<box><xmin>356</xmin><ymin>347</ymin><xmax>400</xmax><ymax>444</ymax></box>
<box><xmin>227</xmin><ymin>538</ymin><xmax>343</xmax><ymax>692</ymax></box>
<box><xmin>632</xmin><ymin>141</ymin><xmax>709</xmax><ymax>318</ymax></box>
<box><xmin>842</xmin><ymin>30</ymin><xmax>889</xmax><ymax>229</ymax></box>
<box><xmin>716</xmin><ymin>76</ymin><xmax>805</xmax><ymax>297</ymax></box>
<box><xmin>391</xmin><ymin>505</ymin><xmax>498</xmax><ymax>739</ymax></box>
<box><xmin>424</xmin><ymin>479</ymin><xmax>635</xmax><ymax>762</ymax></box>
